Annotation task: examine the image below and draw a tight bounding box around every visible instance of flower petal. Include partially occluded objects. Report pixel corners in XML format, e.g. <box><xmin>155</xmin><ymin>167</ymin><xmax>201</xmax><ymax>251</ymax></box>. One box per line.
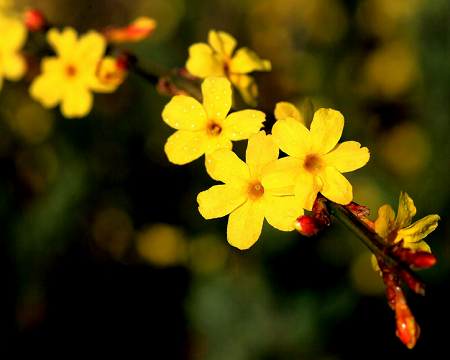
<box><xmin>229</xmin><ymin>47</ymin><xmax>271</xmax><ymax>74</ymax></box>
<box><xmin>310</xmin><ymin>108</ymin><xmax>344</xmax><ymax>155</ymax></box>
<box><xmin>2</xmin><ymin>52</ymin><xmax>27</xmax><ymax>80</ymax></box>
<box><xmin>197</xmin><ymin>184</ymin><xmax>247</xmax><ymax>219</ymax></box>
<box><xmin>245</xmin><ymin>131</ymin><xmax>278</xmax><ymax>180</ymax></box>
<box><xmin>227</xmin><ymin>199</ymin><xmax>264</xmax><ymax>249</ymax></box>
<box><xmin>274</xmin><ymin>102</ymin><xmax>304</xmax><ymax>124</ymax></box>
<box><xmin>402</xmin><ymin>240</ymin><xmax>431</xmax><ymax>253</ymax></box>
<box><xmin>374</xmin><ymin>204</ymin><xmax>396</xmax><ymax>240</ymax></box>
<box><xmin>322</xmin><ymin>141</ymin><xmax>370</xmax><ymax>173</ymax></box>
<box><xmin>272</xmin><ymin>117</ymin><xmax>313</xmax><ymax>158</ymax></box>
<box><xmin>164</xmin><ymin>130</ymin><xmax>207</xmax><ymax>165</ymax></box>
<box><xmin>60</xmin><ymin>84</ymin><xmax>93</xmax><ymax>118</ymax></box>
<box><xmin>294</xmin><ymin>170</ymin><xmax>323</xmax><ymax>211</ymax></box>
<box><xmin>208</xmin><ymin>30</ymin><xmax>237</xmax><ymax>60</ymax></box>
<box><xmin>229</xmin><ymin>73</ymin><xmax>258</xmax><ymax>106</ymax></box>
<box><xmin>47</xmin><ymin>27</ymin><xmax>78</xmax><ymax>59</ymax></box>
<box><xmin>29</xmin><ymin>73</ymin><xmax>63</xmax><ymax>108</ymax></box>
<box><xmin>261</xmin><ymin>156</ymin><xmax>302</xmax><ymax>194</ymax></box>
<box><xmin>75</xmin><ymin>30</ymin><xmax>106</xmax><ymax>65</ymax></box>
<box><xmin>394</xmin><ymin>191</ymin><xmax>416</xmax><ymax>229</ymax></box>
<box><xmin>221</xmin><ymin>110</ymin><xmax>265</xmax><ymax>141</ymax></box>
<box><xmin>202</xmin><ymin>76</ymin><xmax>232</xmax><ymax>121</ymax></box>
<box><xmin>319</xmin><ymin>166</ymin><xmax>352</xmax><ymax>205</ymax></box>
<box><xmin>205</xmin><ymin>148</ymin><xmax>250</xmax><ymax>186</ymax></box>
<box><xmin>261</xmin><ymin>194</ymin><xmax>304</xmax><ymax>231</ymax></box>
<box><xmin>203</xmin><ymin>134</ymin><xmax>233</xmax><ymax>156</ymax></box>
<box><xmin>186</xmin><ymin>43</ymin><xmax>225</xmax><ymax>78</ymax></box>
<box><xmin>162</xmin><ymin>95</ymin><xmax>208</xmax><ymax>131</ymax></box>
<box><xmin>398</xmin><ymin>214</ymin><xmax>440</xmax><ymax>243</ymax></box>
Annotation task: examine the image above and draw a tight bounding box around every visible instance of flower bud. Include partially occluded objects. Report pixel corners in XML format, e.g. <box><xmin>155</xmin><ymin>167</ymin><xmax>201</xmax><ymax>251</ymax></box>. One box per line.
<box><xmin>294</xmin><ymin>215</ymin><xmax>322</xmax><ymax>236</ymax></box>
<box><xmin>24</xmin><ymin>8</ymin><xmax>46</xmax><ymax>32</ymax></box>
<box><xmin>395</xmin><ymin>302</ymin><xmax>420</xmax><ymax>349</ymax></box>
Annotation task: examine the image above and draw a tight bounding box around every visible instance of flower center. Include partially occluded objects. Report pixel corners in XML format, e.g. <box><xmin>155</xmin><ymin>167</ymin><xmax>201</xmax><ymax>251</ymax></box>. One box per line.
<box><xmin>207</xmin><ymin>120</ymin><xmax>222</xmax><ymax>136</ymax></box>
<box><xmin>304</xmin><ymin>155</ymin><xmax>326</xmax><ymax>175</ymax></box>
<box><xmin>247</xmin><ymin>181</ymin><xmax>264</xmax><ymax>201</ymax></box>
<box><xmin>65</xmin><ymin>65</ymin><xmax>77</xmax><ymax>78</ymax></box>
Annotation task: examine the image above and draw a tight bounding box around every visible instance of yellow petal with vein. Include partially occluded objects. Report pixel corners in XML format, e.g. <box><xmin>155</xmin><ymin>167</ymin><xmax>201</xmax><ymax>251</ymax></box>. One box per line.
<box><xmin>374</xmin><ymin>204</ymin><xmax>396</xmax><ymax>240</ymax></box>
<box><xmin>261</xmin><ymin>156</ymin><xmax>301</xmax><ymax>193</ymax></box>
<box><xmin>205</xmin><ymin>148</ymin><xmax>250</xmax><ymax>186</ymax></box>
<box><xmin>186</xmin><ymin>43</ymin><xmax>225</xmax><ymax>78</ymax></box>
<box><xmin>227</xmin><ymin>199</ymin><xmax>264</xmax><ymax>250</ymax></box>
<box><xmin>208</xmin><ymin>30</ymin><xmax>237</xmax><ymax>60</ymax></box>
<box><xmin>245</xmin><ymin>131</ymin><xmax>278</xmax><ymax>180</ymax></box>
<box><xmin>197</xmin><ymin>184</ymin><xmax>247</xmax><ymax>219</ymax></box>
<box><xmin>221</xmin><ymin>110</ymin><xmax>265</xmax><ymax>141</ymax></box>
<box><xmin>394</xmin><ymin>191</ymin><xmax>416</xmax><ymax>229</ymax></box>
<box><xmin>319</xmin><ymin>166</ymin><xmax>352</xmax><ymax>205</ymax></box>
<box><xmin>322</xmin><ymin>141</ymin><xmax>370</xmax><ymax>173</ymax></box>
<box><xmin>261</xmin><ymin>194</ymin><xmax>303</xmax><ymax>231</ymax></box>
<box><xmin>294</xmin><ymin>170</ymin><xmax>323</xmax><ymax>211</ymax></box>
<box><xmin>274</xmin><ymin>102</ymin><xmax>304</xmax><ymax>124</ymax></box>
<box><xmin>229</xmin><ymin>47</ymin><xmax>271</xmax><ymax>74</ymax></box>
<box><xmin>310</xmin><ymin>108</ymin><xmax>344</xmax><ymax>155</ymax></box>
<box><xmin>272</xmin><ymin>117</ymin><xmax>313</xmax><ymax>158</ymax></box>
<box><xmin>398</xmin><ymin>214</ymin><xmax>440</xmax><ymax>243</ymax></box>
<box><xmin>202</xmin><ymin>77</ymin><xmax>232</xmax><ymax>121</ymax></box>
<box><xmin>164</xmin><ymin>130</ymin><xmax>207</xmax><ymax>165</ymax></box>
<box><xmin>162</xmin><ymin>95</ymin><xmax>208</xmax><ymax>131</ymax></box>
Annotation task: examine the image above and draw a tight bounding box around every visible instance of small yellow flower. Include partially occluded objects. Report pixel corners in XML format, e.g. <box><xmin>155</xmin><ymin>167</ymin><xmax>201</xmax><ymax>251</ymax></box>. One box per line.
<box><xmin>371</xmin><ymin>191</ymin><xmax>440</xmax><ymax>272</ymax></box>
<box><xmin>375</xmin><ymin>191</ymin><xmax>439</xmax><ymax>251</ymax></box>
<box><xmin>29</xmin><ymin>27</ymin><xmax>117</xmax><ymax>118</ymax></box>
<box><xmin>0</xmin><ymin>14</ymin><xmax>27</xmax><ymax>91</ymax></box>
<box><xmin>197</xmin><ymin>130</ymin><xmax>304</xmax><ymax>250</ymax></box>
<box><xmin>264</xmin><ymin>108</ymin><xmax>370</xmax><ymax>210</ymax></box>
<box><xmin>162</xmin><ymin>76</ymin><xmax>265</xmax><ymax>165</ymax></box>
<box><xmin>186</xmin><ymin>30</ymin><xmax>271</xmax><ymax>106</ymax></box>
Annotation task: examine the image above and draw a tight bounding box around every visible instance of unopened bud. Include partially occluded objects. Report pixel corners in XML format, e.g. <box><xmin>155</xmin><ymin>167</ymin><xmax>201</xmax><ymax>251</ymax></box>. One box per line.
<box><xmin>395</xmin><ymin>302</ymin><xmax>420</xmax><ymax>349</ymax></box>
<box><xmin>24</xmin><ymin>8</ymin><xmax>46</xmax><ymax>32</ymax></box>
<box><xmin>102</xmin><ymin>17</ymin><xmax>156</xmax><ymax>43</ymax></box>
<box><xmin>294</xmin><ymin>215</ymin><xmax>323</xmax><ymax>236</ymax></box>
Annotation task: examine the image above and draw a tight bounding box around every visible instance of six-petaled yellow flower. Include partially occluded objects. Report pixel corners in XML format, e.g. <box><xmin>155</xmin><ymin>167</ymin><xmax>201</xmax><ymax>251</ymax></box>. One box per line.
<box><xmin>162</xmin><ymin>76</ymin><xmax>266</xmax><ymax>165</ymax></box>
<box><xmin>0</xmin><ymin>13</ymin><xmax>27</xmax><ymax>91</ymax></box>
<box><xmin>186</xmin><ymin>30</ymin><xmax>271</xmax><ymax>106</ymax></box>
<box><xmin>197</xmin><ymin>130</ymin><xmax>304</xmax><ymax>250</ymax></box>
<box><xmin>264</xmin><ymin>108</ymin><xmax>370</xmax><ymax>210</ymax></box>
<box><xmin>29</xmin><ymin>27</ymin><xmax>118</xmax><ymax>118</ymax></box>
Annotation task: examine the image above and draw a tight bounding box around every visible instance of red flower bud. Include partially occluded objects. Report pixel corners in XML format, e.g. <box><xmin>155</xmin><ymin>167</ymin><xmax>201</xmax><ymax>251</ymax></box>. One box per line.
<box><xmin>294</xmin><ymin>215</ymin><xmax>322</xmax><ymax>236</ymax></box>
<box><xmin>395</xmin><ymin>302</ymin><xmax>420</xmax><ymax>349</ymax></box>
<box><xmin>24</xmin><ymin>8</ymin><xmax>46</xmax><ymax>32</ymax></box>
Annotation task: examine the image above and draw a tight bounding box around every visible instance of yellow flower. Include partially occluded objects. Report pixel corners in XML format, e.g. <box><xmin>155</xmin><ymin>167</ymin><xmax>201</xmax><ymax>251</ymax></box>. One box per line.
<box><xmin>29</xmin><ymin>27</ymin><xmax>117</xmax><ymax>118</ymax></box>
<box><xmin>371</xmin><ymin>191</ymin><xmax>439</xmax><ymax>272</ymax></box>
<box><xmin>197</xmin><ymin>130</ymin><xmax>304</xmax><ymax>250</ymax></box>
<box><xmin>162</xmin><ymin>76</ymin><xmax>265</xmax><ymax>165</ymax></box>
<box><xmin>0</xmin><ymin>14</ymin><xmax>27</xmax><ymax>91</ymax></box>
<box><xmin>264</xmin><ymin>108</ymin><xmax>370</xmax><ymax>210</ymax></box>
<box><xmin>375</xmin><ymin>191</ymin><xmax>439</xmax><ymax>252</ymax></box>
<box><xmin>186</xmin><ymin>30</ymin><xmax>271</xmax><ymax>106</ymax></box>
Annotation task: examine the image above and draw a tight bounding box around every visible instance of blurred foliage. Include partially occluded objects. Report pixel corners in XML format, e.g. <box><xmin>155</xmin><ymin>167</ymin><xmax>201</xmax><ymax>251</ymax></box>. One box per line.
<box><xmin>2</xmin><ymin>0</ymin><xmax>450</xmax><ymax>358</ymax></box>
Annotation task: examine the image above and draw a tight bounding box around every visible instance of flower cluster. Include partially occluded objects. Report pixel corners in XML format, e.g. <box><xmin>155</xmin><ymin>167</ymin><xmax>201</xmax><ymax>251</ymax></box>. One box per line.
<box><xmin>162</xmin><ymin>73</ymin><xmax>370</xmax><ymax>249</ymax></box>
